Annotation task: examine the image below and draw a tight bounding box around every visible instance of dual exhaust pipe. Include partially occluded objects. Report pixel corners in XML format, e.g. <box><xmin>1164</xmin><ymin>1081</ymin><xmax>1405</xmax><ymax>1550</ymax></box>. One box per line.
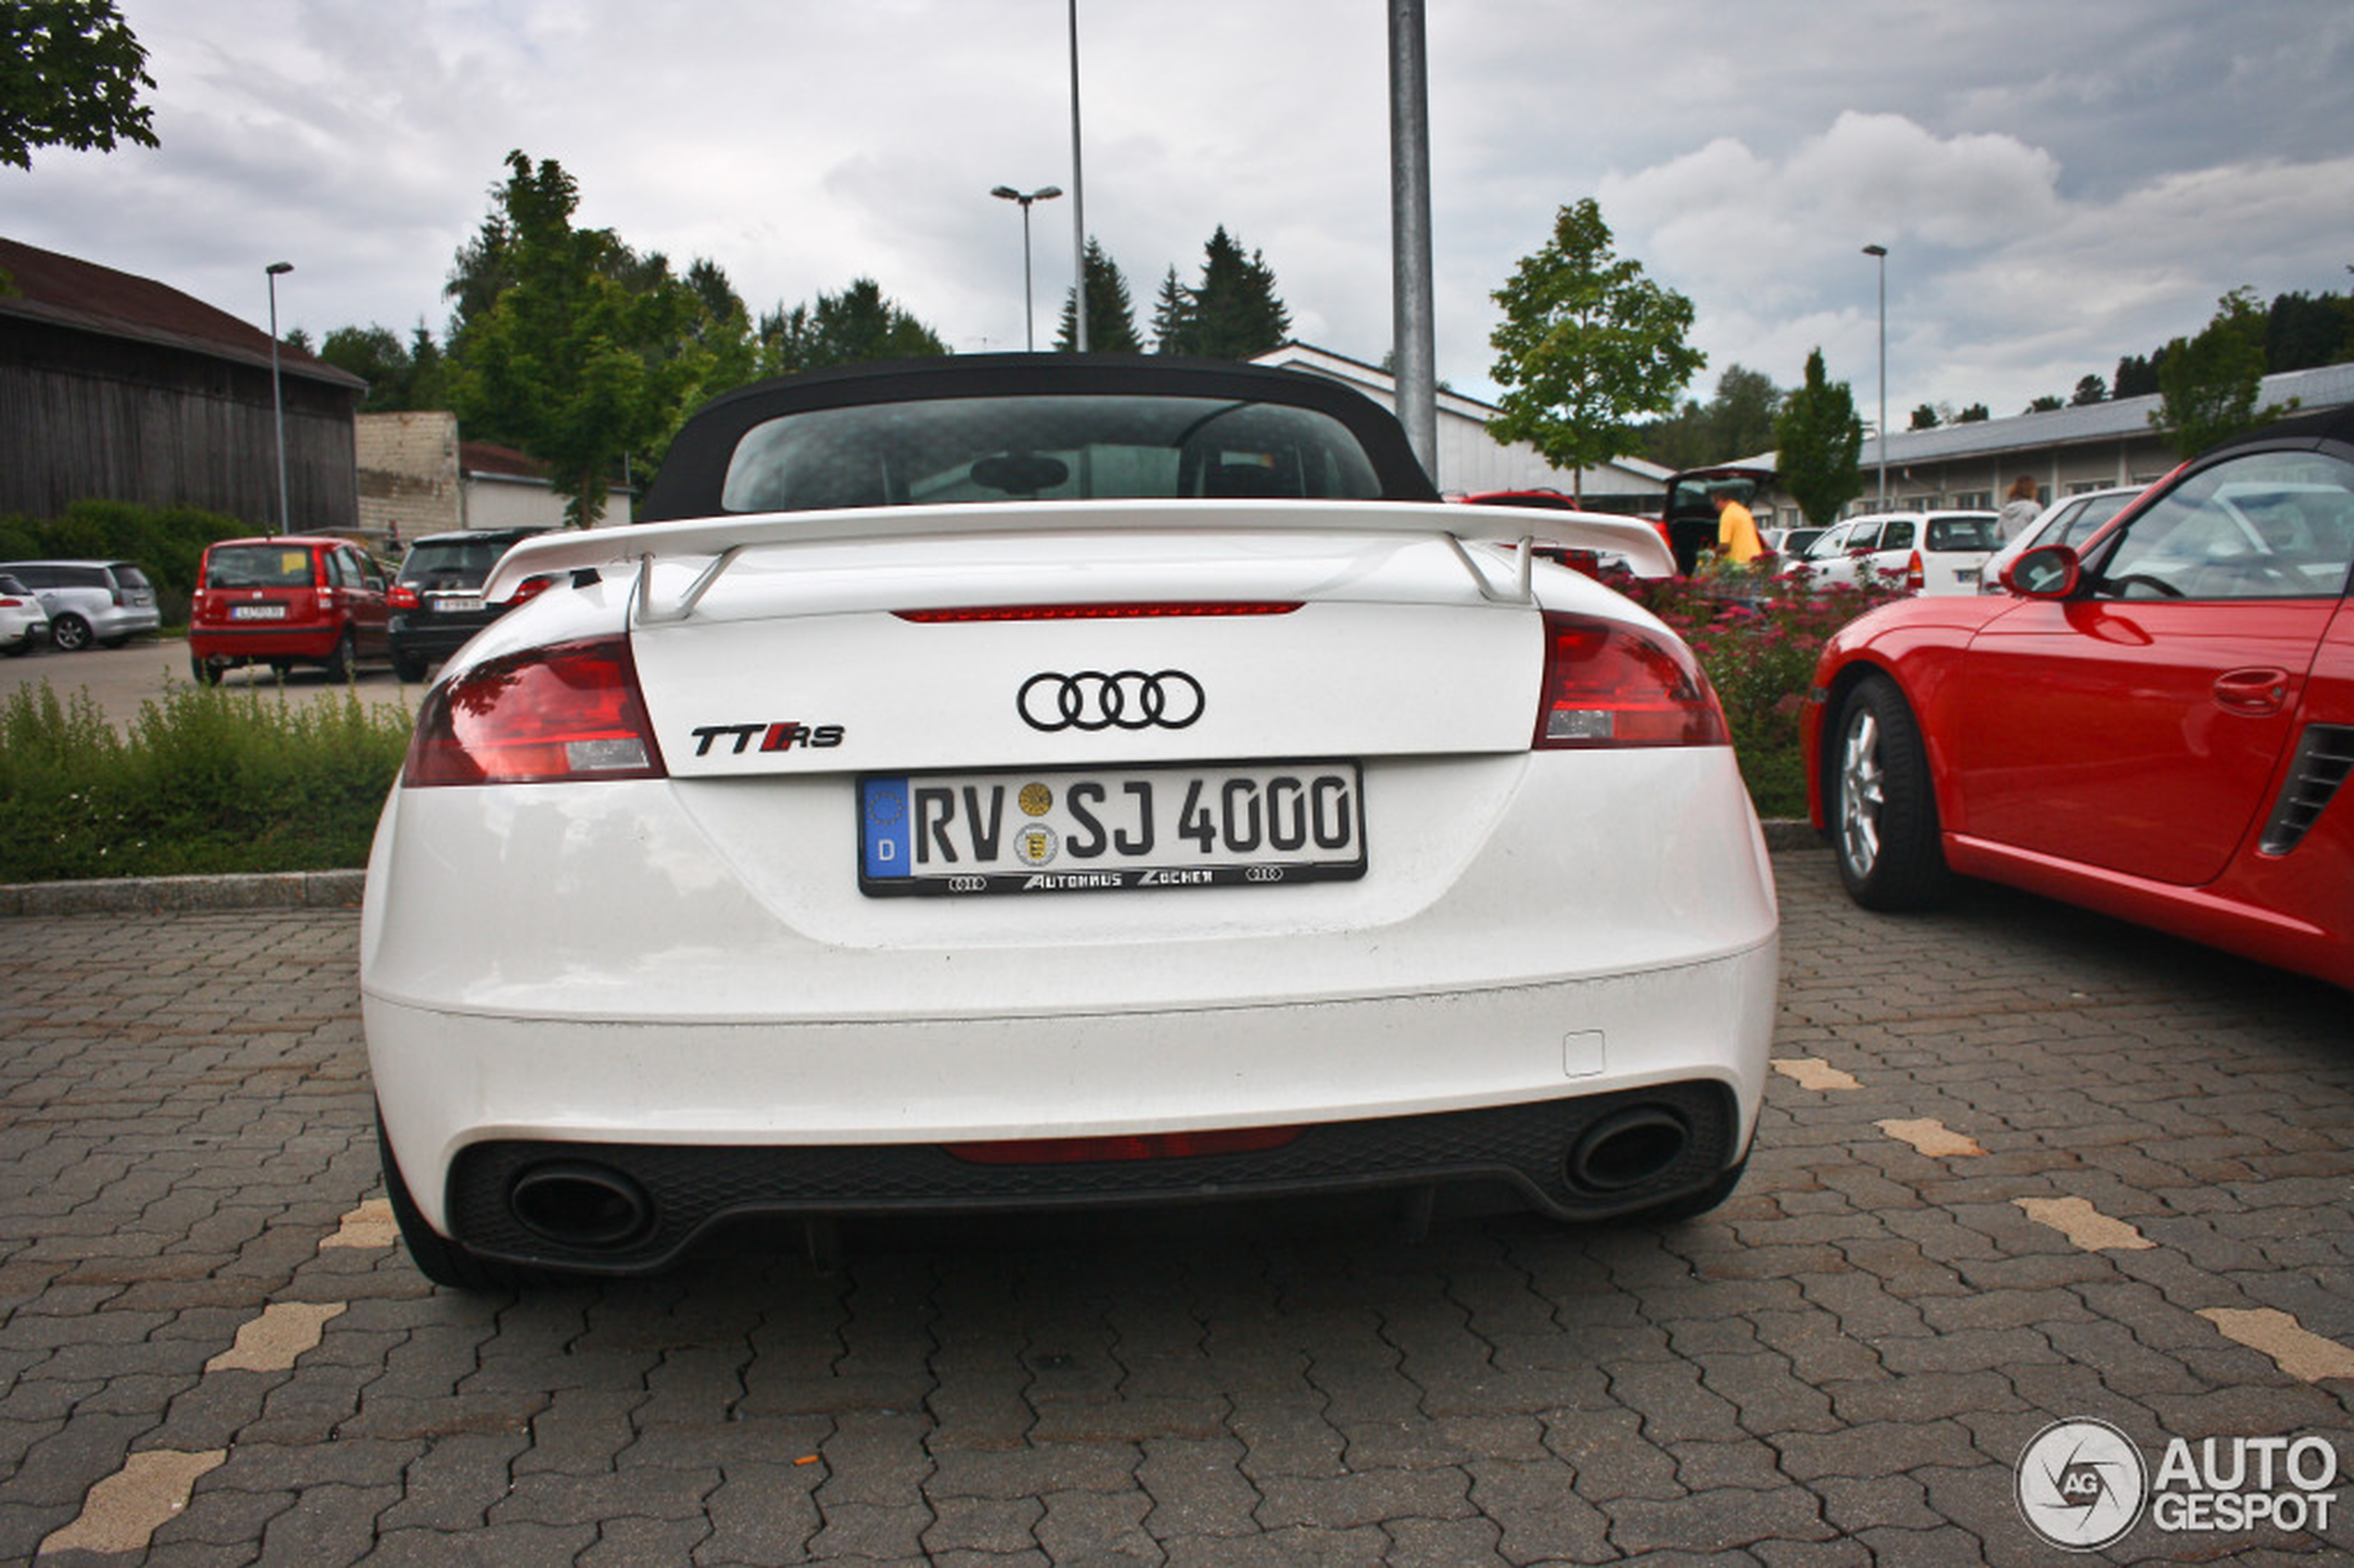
<box><xmin>504</xmin><ymin>1101</ymin><xmax>1695</xmax><ymax>1252</ymax></box>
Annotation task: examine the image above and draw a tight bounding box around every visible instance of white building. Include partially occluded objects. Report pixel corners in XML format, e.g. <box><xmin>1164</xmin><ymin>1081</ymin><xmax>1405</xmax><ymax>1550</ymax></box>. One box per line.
<box><xmin>1253</xmin><ymin>343</ymin><xmax>1669</xmax><ymax>511</ymax></box>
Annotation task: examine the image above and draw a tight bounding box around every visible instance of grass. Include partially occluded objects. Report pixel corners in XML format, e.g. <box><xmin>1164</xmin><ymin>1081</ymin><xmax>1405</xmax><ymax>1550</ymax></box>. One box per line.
<box><xmin>0</xmin><ymin>677</ymin><xmax>412</xmax><ymax>881</ymax></box>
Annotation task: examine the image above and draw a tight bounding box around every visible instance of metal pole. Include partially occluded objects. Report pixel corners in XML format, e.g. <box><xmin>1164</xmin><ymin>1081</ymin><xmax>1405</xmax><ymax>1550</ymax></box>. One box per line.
<box><xmin>1067</xmin><ymin>0</ymin><xmax>1089</xmax><ymax>352</ymax></box>
<box><xmin>1388</xmin><ymin>0</ymin><xmax>1437</xmax><ymax>478</ymax></box>
<box><xmin>1020</xmin><ymin>202</ymin><xmax>1036</xmax><ymax>352</ymax></box>
<box><xmin>1864</xmin><ymin>244</ymin><xmax>1887</xmax><ymax>509</ymax></box>
<box><xmin>266</xmin><ymin>261</ymin><xmax>293</xmax><ymax>536</ymax></box>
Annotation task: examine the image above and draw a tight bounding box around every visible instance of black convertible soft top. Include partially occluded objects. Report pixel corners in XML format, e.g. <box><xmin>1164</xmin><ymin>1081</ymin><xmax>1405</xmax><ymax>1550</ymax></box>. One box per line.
<box><xmin>638</xmin><ymin>354</ymin><xmax>1439</xmax><ymax>522</ymax></box>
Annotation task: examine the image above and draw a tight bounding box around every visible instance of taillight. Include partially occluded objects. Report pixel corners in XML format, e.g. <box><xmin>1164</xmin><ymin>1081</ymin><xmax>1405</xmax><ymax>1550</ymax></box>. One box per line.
<box><xmin>403</xmin><ymin>636</ymin><xmax>666</xmax><ymax>786</ymax></box>
<box><xmin>388</xmin><ymin>585</ymin><xmax>421</xmax><ymax>610</ymax></box>
<box><xmin>1533</xmin><ymin>612</ymin><xmax>1728</xmax><ymax>748</ymax></box>
<box><xmin>505</xmin><ymin>574</ymin><xmax>557</xmax><ymax>606</ymax></box>
<box><xmin>1905</xmin><ymin>550</ymin><xmax>1924</xmax><ymax>592</ymax></box>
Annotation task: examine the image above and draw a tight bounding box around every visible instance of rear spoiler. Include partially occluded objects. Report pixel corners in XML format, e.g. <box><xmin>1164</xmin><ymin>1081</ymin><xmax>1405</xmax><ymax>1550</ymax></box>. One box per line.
<box><xmin>480</xmin><ymin>499</ymin><xmax>1675</xmax><ymax>620</ymax></box>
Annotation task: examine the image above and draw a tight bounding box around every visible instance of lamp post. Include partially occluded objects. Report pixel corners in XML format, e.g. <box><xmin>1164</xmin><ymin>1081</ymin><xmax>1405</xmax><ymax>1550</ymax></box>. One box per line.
<box><xmin>991</xmin><ymin>186</ymin><xmax>1063</xmax><ymax>351</ymax></box>
<box><xmin>265</xmin><ymin>261</ymin><xmax>294</xmax><ymax>536</ymax></box>
<box><xmin>1862</xmin><ymin>244</ymin><xmax>1887</xmax><ymax>511</ymax></box>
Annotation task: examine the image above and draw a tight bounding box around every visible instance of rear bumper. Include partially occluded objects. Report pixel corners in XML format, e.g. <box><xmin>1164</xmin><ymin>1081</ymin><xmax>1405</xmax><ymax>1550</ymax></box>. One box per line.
<box><xmin>363</xmin><ymin>748</ymin><xmax>1780</xmax><ymax>1250</ymax></box>
<box><xmin>191</xmin><ymin>625</ymin><xmax>342</xmax><ymax>660</ymax></box>
<box><xmin>435</xmin><ymin>1081</ymin><xmax>1749</xmax><ymax>1273</ymax></box>
<box><xmin>389</xmin><ymin>612</ymin><xmax>500</xmax><ymax>662</ymax></box>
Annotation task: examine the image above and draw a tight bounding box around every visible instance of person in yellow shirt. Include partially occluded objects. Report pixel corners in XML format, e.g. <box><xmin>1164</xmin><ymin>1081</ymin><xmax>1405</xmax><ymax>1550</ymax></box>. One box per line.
<box><xmin>1711</xmin><ymin>489</ymin><xmax>1764</xmax><ymax>565</ymax></box>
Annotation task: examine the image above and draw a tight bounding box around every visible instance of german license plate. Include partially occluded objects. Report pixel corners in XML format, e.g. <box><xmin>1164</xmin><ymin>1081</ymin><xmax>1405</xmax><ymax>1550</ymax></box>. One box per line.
<box><xmin>433</xmin><ymin>596</ymin><xmax>485</xmax><ymax>613</ymax></box>
<box><xmin>231</xmin><ymin>604</ymin><xmax>285</xmax><ymax>620</ymax></box>
<box><xmin>859</xmin><ymin>762</ymin><xmax>1366</xmax><ymax>896</ymax></box>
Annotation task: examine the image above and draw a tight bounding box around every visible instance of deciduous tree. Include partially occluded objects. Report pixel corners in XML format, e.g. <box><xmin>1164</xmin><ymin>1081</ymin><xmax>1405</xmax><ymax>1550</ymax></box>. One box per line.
<box><xmin>444</xmin><ymin>151</ymin><xmax>710</xmax><ymax>527</ymax></box>
<box><xmin>0</xmin><ymin>0</ymin><xmax>156</xmax><ymax>170</ymax></box>
<box><xmin>756</xmin><ymin>278</ymin><xmax>948</xmax><ymax>376</ymax></box>
<box><xmin>1487</xmin><ymin>199</ymin><xmax>1703</xmax><ymax>503</ymax></box>
<box><xmin>2152</xmin><ymin>287</ymin><xmax>2297</xmax><ymax>458</ymax></box>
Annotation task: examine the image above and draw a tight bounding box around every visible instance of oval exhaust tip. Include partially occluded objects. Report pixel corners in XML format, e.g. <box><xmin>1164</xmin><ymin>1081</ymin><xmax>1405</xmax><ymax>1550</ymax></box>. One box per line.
<box><xmin>510</xmin><ymin>1162</ymin><xmax>653</xmax><ymax>1248</ymax></box>
<box><xmin>1568</xmin><ymin>1107</ymin><xmax>1690</xmax><ymax>1193</ymax></box>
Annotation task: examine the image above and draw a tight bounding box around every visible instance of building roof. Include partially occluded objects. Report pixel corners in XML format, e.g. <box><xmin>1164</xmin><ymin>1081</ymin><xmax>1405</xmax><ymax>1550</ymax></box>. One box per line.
<box><xmin>460</xmin><ymin>441</ymin><xmax>550</xmax><ymax>481</ymax></box>
<box><xmin>0</xmin><ymin>235</ymin><xmax>364</xmax><ymax>391</ymax></box>
<box><xmin>1251</xmin><ymin>341</ymin><xmax>1677</xmax><ymax>485</ymax></box>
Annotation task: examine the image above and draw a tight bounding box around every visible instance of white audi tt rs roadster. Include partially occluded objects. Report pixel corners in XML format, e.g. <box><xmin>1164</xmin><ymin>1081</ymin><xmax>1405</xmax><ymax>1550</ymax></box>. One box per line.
<box><xmin>361</xmin><ymin>356</ymin><xmax>1778</xmax><ymax>1284</ymax></box>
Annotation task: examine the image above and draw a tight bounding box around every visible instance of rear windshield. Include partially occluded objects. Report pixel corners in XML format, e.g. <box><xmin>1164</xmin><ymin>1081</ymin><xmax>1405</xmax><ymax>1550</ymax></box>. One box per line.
<box><xmin>719</xmin><ymin>394</ymin><xmax>1386</xmax><ymax>513</ymax></box>
<box><xmin>112</xmin><ymin>565</ymin><xmax>151</xmax><ymax>590</ymax></box>
<box><xmin>205</xmin><ymin>545</ymin><xmax>317</xmax><ymax>588</ymax></box>
<box><xmin>400</xmin><ymin>537</ymin><xmax>518</xmax><ymax>586</ymax></box>
<box><xmin>1927</xmin><ymin>515</ymin><xmax>2000</xmax><ymax>551</ymax></box>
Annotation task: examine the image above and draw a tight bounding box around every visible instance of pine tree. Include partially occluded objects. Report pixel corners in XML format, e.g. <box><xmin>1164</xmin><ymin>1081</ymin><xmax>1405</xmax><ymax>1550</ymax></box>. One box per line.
<box><xmin>1773</xmin><ymin>348</ymin><xmax>1863</xmax><ymax>530</ymax></box>
<box><xmin>1180</xmin><ymin>226</ymin><xmax>1291</xmax><ymax>360</ymax></box>
<box><xmin>1151</xmin><ymin>268</ymin><xmax>1193</xmax><ymax>354</ymax></box>
<box><xmin>1055</xmin><ymin>238</ymin><xmax>1143</xmax><ymax>352</ymax></box>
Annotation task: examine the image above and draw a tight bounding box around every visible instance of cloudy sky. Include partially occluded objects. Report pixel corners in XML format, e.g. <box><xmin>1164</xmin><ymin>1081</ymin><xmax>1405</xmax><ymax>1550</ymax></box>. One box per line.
<box><xmin>12</xmin><ymin>1</ymin><xmax>2353</xmax><ymax>429</ymax></box>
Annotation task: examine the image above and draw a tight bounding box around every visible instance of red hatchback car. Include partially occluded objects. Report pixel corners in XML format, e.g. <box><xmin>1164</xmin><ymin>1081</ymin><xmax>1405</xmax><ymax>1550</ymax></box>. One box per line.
<box><xmin>1804</xmin><ymin>404</ymin><xmax>2354</xmax><ymax>990</ymax></box>
<box><xmin>189</xmin><ymin>536</ymin><xmax>390</xmax><ymax>684</ymax></box>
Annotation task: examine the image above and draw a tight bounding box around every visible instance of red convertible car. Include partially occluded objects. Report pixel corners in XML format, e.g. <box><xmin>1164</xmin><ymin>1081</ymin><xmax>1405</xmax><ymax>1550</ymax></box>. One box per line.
<box><xmin>1804</xmin><ymin>404</ymin><xmax>2354</xmax><ymax>990</ymax></box>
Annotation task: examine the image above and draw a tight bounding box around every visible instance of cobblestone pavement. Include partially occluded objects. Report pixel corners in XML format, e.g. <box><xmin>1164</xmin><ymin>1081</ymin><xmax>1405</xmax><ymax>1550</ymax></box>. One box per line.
<box><xmin>3</xmin><ymin>850</ymin><xmax>2351</xmax><ymax>1566</ymax></box>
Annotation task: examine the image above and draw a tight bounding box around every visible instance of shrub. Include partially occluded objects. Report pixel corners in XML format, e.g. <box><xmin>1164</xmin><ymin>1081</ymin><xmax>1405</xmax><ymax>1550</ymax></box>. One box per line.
<box><xmin>0</xmin><ymin>500</ymin><xmax>253</xmax><ymax>626</ymax></box>
<box><xmin>1607</xmin><ymin>564</ymin><xmax>1910</xmax><ymax>817</ymax></box>
<box><xmin>0</xmin><ymin>678</ymin><xmax>412</xmax><ymax>881</ymax></box>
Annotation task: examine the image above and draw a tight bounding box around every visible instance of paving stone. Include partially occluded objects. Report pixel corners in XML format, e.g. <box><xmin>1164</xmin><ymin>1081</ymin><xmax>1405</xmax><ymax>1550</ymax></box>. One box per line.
<box><xmin>7</xmin><ymin>853</ymin><xmax>2354</xmax><ymax>1562</ymax></box>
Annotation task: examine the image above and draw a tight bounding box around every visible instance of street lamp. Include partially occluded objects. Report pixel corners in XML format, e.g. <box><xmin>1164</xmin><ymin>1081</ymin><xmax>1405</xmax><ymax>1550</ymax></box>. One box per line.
<box><xmin>265</xmin><ymin>260</ymin><xmax>294</xmax><ymax>536</ymax></box>
<box><xmin>990</xmin><ymin>185</ymin><xmax>1063</xmax><ymax>351</ymax></box>
<box><xmin>1862</xmin><ymin>244</ymin><xmax>1887</xmax><ymax>511</ymax></box>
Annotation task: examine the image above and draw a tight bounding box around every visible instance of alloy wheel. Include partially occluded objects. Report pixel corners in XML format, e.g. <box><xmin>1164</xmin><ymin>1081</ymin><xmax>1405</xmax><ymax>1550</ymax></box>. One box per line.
<box><xmin>1839</xmin><ymin>706</ymin><xmax>1884</xmax><ymax>879</ymax></box>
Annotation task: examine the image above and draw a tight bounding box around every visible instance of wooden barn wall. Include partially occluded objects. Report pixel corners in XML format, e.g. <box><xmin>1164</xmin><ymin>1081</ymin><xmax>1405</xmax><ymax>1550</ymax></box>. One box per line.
<box><xmin>0</xmin><ymin>317</ymin><xmax>359</xmax><ymax>528</ymax></box>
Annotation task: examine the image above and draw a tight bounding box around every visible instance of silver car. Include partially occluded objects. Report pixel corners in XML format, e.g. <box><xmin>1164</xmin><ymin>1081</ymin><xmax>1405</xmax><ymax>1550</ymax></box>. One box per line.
<box><xmin>0</xmin><ymin>559</ymin><xmax>161</xmax><ymax>651</ymax></box>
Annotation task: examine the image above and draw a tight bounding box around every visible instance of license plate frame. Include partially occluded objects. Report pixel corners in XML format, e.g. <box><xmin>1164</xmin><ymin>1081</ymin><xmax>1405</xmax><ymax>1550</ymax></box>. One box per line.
<box><xmin>858</xmin><ymin>760</ymin><xmax>1368</xmax><ymax>897</ymax></box>
<box><xmin>230</xmin><ymin>603</ymin><xmax>286</xmax><ymax>621</ymax></box>
<box><xmin>431</xmin><ymin>596</ymin><xmax>487</xmax><ymax>614</ymax></box>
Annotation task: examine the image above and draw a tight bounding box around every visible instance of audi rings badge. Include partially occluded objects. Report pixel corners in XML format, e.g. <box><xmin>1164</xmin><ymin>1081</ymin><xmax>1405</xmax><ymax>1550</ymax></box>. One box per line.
<box><xmin>1018</xmin><ymin>670</ymin><xmax>1206</xmax><ymax>732</ymax></box>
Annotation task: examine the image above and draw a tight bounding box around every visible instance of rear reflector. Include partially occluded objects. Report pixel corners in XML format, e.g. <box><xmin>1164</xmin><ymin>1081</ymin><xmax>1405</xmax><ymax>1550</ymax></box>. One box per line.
<box><xmin>895</xmin><ymin>601</ymin><xmax>1301</xmax><ymax>623</ymax></box>
<box><xmin>1535</xmin><ymin>612</ymin><xmax>1729</xmax><ymax>749</ymax></box>
<box><xmin>404</xmin><ymin>636</ymin><xmax>666</xmax><ymax>786</ymax></box>
<box><xmin>944</xmin><ymin>1126</ymin><xmax>1303</xmax><ymax>1164</ymax></box>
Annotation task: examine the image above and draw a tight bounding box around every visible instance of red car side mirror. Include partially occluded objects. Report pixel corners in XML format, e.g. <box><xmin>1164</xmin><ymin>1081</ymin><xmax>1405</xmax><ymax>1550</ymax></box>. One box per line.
<box><xmin>2004</xmin><ymin>544</ymin><xmax>2081</xmax><ymax>599</ymax></box>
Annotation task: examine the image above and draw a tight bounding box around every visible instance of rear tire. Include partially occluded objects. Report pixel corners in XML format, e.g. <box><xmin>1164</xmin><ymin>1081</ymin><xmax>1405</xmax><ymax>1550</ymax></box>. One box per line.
<box><xmin>1831</xmin><ymin>676</ymin><xmax>1951</xmax><ymax>910</ymax></box>
<box><xmin>377</xmin><ymin>1109</ymin><xmax>531</xmax><ymax>1292</ymax></box>
<box><xmin>322</xmin><ymin>629</ymin><xmax>355</xmax><ymax>684</ymax></box>
<box><xmin>392</xmin><ymin>649</ymin><xmax>428</xmax><ymax>684</ymax></box>
<box><xmin>190</xmin><ymin>652</ymin><xmax>222</xmax><ymax>687</ymax></box>
<box><xmin>50</xmin><ymin>613</ymin><xmax>91</xmax><ymax>651</ymax></box>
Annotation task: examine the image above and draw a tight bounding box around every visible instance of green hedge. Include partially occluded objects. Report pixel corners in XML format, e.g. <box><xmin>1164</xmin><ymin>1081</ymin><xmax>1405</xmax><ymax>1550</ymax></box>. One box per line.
<box><xmin>0</xmin><ymin>680</ymin><xmax>412</xmax><ymax>881</ymax></box>
<box><xmin>0</xmin><ymin>499</ymin><xmax>256</xmax><ymax>626</ymax></box>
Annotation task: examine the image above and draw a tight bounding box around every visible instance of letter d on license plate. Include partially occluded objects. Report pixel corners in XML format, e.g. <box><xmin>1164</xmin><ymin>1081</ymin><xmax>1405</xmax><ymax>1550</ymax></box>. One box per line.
<box><xmin>858</xmin><ymin>762</ymin><xmax>1366</xmax><ymax>896</ymax></box>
